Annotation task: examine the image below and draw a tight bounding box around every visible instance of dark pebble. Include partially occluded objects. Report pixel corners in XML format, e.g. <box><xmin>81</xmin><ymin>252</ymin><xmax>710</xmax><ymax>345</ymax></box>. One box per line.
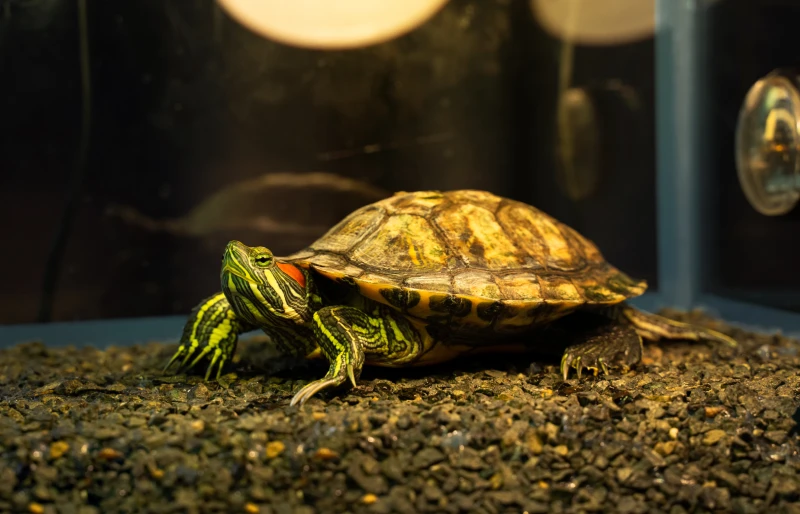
<box><xmin>412</xmin><ymin>448</ymin><xmax>445</xmax><ymax>470</ymax></box>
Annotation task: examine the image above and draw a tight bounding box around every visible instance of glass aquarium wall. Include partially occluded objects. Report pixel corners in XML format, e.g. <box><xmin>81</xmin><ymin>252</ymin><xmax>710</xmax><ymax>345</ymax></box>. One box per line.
<box><xmin>1</xmin><ymin>0</ymin><xmax>659</xmax><ymax>345</ymax></box>
<box><xmin>650</xmin><ymin>0</ymin><xmax>800</xmax><ymax>333</ymax></box>
<box><xmin>702</xmin><ymin>0</ymin><xmax>800</xmax><ymax>320</ymax></box>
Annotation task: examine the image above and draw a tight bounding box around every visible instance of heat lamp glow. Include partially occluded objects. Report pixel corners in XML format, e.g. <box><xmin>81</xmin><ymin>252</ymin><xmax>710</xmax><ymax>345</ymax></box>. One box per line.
<box><xmin>217</xmin><ymin>0</ymin><xmax>450</xmax><ymax>49</ymax></box>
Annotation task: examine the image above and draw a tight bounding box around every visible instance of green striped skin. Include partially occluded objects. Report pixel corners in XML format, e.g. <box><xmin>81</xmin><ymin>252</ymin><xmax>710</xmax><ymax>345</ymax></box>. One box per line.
<box><xmin>164</xmin><ymin>292</ymin><xmax>256</xmax><ymax>380</ymax></box>
<box><xmin>165</xmin><ymin>241</ymin><xmax>428</xmax><ymax>406</ymax></box>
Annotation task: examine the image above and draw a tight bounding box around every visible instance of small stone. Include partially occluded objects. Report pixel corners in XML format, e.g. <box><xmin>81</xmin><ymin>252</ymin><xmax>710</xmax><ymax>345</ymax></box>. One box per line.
<box><xmin>413</xmin><ymin>448</ymin><xmax>445</xmax><ymax>469</ymax></box>
<box><xmin>49</xmin><ymin>441</ymin><xmax>69</xmax><ymax>460</ymax></box>
<box><xmin>97</xmin><ymin>448</ymin><xmax>123</xmax><ymax>460</ymax></box>
<box><xmin>585</xmin><ymin>452</ymin><xmax>605</xmax><ymax>470</ymax></box>
<box><xmin>188</xmin><ymin>383</ymin><xmax>210</xmax><ymax>400</ymax></box>
<box><xmin>655</xmin><ymin>441</ymin><xmax>676</xmax><ymax>456</ymax></box>
<box><xmin>763</xmin><ymin>410</ymin><xmax>779</xmax><ymax>421</ymax></box>
<box><xmin>421</xmin><ymin>483</ymin><xmax>441</xmax><ymax>501</ymax></box>
<box><xmin>764</xmin><ymin>431</ymin><xmax>787</xmax><ymax>444</ymax></box>
<box><xmin>553</xmin><ymin>445</ymin><xmax>568</xmax><ymax>456</ymax></box>
<box><xmin>669</xmin><ymin>427</ymin><xmax>679</xmax><ymax>440</ymax></box>
<box><xmin>454</xmin><ymin>448</ymin><xmax>484</xmax><ymax>470</ymax></box>
<box><xmin>312</xmin><ymin>412</ymin><xmax>327</xmax><ymax>421</ymax></box>
<box><xmin>617</xmin><ymin>467</ymin><xmax>633</xmax><ymax>483</ymax></box>
<box><xmin>92</xmin><ymin>426</ymin><xmax>124</xmax><ymax>440</ymax></box>
<box><xmin>28</xmin><ymin>503</ymin><xmax>44</xmax><ymax>514</ymax></box>
<box><xmin>190</xmin><ymin>420</ymin><xmax>205</xmax><ymax>433</ymax></box>
<box><xmin>396</xmin><ymin>416</ymin><xmax>412</xmax><ymax>430</ymax></box>
<box><xmin>526</xmin><ymin>431</ymin><xmax>543</xmax><ymax>455</ymax></box>
<box><xmin>644</xmin><ymin>448</ymin><xmax>667</xmax><ymax>468</ymax></box>
<box><xmin>362</xmin><ymin>494</ymin><xmax>378</xmax><ymax>504</ymax></box>
<box><xmin>244</xmin><ymin>503</ymin><xmax>260</xmax><ymax>514</ymax></box>
<box><xmin>347</xmin><ymin>454</ymin><xmax>388</xmax><ymax>494</ymax></box>
<box><xmin>388</xmin><ymin>486</ymin><xmax>416</xmax><ymax>514</ymax></box>
<box><xmin>378</xmin><ymin>455</ymin><xmax>404</xmax><ymax>483</ymax></box>
<box><xmin>711</xmin><ymin>469</ymin><xmax>740</xmax><ymax>489</ymax></box>
<box><xmin>654</xmin><ymin>420</ymin><xmax>671</xmax><ymax>432</ymax></box>
<box><xmin>544</xmin><ymin>423</ymin><xmax>559</xmax><ymax>442</ymax></box>
<box><xmin>455</xmin><ymin>493</ymin><xmax>475</xmax><ymax>511</ymax></box>
<box><xmin>490</xmin><ymin>490</ymin><xmax>522</xmax><ymax>505</ymax></box>
<box><xmin>501</xmin><ymin>421</ymin><xmax>529</xmax><ymax>447</ymax></box>
<box><xmin>148</xmin><ymin>465</ymin><xmax>165</xmax><ymax>480</ymax></box>
<box><xmin>265</xmin><ymin>441</ymin><xmax>285</xmax><ymax>459</ymax></box>
<box><xmin>314</xmin><ymin>448</ymin><xmax>339</xmax><ymax>461</ymax></box>
<box><xmin>703</xmin><ymin>430</ymin><xmax>727</xmax><ymax>445</ymax></box>
<box><xmin>705</xmin><ymin>406</ymin><xmax>726</xmax><ymax>418</ymax></box>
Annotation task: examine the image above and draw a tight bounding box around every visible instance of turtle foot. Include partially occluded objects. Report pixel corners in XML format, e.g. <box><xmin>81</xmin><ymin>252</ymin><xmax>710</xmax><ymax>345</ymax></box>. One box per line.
<box><xmin>289</xmin><ymin>351</ymin><xmax>361</xmax><ymax>407</ymax></box>
<box><xmin>560</xmin><ymin>322</ymin><xmax>643</xmax><ymax>380</ymax></box>
<box><xmin>164</xmin><ymin>341</ymin><xmax>234</xmax><ymax>381</ymax></box>
<box><xmin>162</xmin><ymin>293</ymin><xmax>242</xmax><ymax>381</ymax></box>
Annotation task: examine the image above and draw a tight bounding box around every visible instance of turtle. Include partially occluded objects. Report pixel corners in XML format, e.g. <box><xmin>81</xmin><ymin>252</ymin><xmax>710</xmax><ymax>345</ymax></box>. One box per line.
<box><xmin>164</xmin><ymin>189</ymin><xmax>737</xmax><ymax>406</ymax></box>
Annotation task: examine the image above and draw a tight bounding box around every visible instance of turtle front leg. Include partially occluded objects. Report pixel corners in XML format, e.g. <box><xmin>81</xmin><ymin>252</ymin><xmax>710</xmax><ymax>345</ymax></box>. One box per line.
<box><xmin>290</xmin><ymin>305</ymin><xmax>424</xmax><ymax>406</ymax></box>
<box><xmin>164</xmin><ymin>292</ymin><xmax>256</xmax><ymax>380</ymax></box>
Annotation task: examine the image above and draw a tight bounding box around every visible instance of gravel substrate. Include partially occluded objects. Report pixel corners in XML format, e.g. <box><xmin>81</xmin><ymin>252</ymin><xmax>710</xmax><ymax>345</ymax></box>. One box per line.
<box><xmin>1</xmin><ymin>309</ymin><xmax>800</xmax><ymax>514</ymax></box>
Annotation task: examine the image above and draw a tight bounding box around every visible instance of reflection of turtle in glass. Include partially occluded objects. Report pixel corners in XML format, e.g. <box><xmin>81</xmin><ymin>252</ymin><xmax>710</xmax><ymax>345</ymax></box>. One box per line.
<box><xmin>165</xmin><ymin>190</ymin><xmax>736</xmax><ymax>406</ymax></box>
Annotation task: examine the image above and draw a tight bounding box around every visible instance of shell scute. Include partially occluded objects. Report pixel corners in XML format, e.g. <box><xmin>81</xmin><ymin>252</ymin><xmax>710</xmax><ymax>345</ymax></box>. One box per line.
<box><xmin>453</xmin><ymin>270</ymin><xmax>502</xmax><ymax>300</ymax></box>
<box><xmin>434</xmin><ymin>203</ymin><xmax>524</xmax><ymax>270</ymax></box>
<box><xmin>404</xmin><ymin>273</ymin><xmax>452</xmax><ymax>293</ymax></box>
<box><xmin>496</xmin><ymin>272</ymin><xmax>542</xmax><ymax>301</ymax></box>
<box><xmin>311</xmin><ymin>206</ymin><xmax>385</xmax><ymax>254</ymax></box>
<box><xmin>350</xmin><ymin>214</ymin><xmax>448</xmax><ymax>272</ymax></box>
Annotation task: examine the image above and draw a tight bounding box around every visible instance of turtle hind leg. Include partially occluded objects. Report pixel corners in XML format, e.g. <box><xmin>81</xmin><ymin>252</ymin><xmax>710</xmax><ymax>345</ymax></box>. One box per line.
<box><xmin>619</xmin><ymin>305</ymin><xmax>738</xmax><ymax>347</ymax></box>
<box><xmin>560</xmin><ymin>319</ymin><xmax>643</xmax><ymax>380</ymax></box>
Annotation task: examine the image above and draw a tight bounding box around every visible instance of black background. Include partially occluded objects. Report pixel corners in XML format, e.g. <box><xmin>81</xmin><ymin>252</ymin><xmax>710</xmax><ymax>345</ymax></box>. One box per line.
<box><xmin>0</xmin><ymin>0</ymin><xmax>658</xmax><ymax>324</ymax></box>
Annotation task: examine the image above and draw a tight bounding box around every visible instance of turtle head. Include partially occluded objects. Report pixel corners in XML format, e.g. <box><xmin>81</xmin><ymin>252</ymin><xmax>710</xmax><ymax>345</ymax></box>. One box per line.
<box><xmin>220</xmin><ymin>240</ymin><xmax>311</xmax><ymax>326</ymax></box>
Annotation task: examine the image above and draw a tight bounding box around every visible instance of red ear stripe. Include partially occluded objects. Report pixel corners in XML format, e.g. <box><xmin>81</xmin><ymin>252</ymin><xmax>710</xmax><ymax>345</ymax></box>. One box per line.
<box><xmin>276</xmin><ymin>262</ymin><xmax>306</xmax><ymax>288</ymax></box>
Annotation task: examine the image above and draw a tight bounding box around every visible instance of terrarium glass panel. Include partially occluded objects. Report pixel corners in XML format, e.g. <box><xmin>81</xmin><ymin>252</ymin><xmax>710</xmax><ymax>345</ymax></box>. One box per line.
<box><xmin>705</xmin><ymin>0</ymin><xmax>800</xmax><ymax>313</ymax></box>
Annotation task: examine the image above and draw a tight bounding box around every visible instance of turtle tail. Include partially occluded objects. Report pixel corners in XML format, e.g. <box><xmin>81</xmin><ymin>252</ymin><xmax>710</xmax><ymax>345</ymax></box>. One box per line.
<box><xmin>619</xmin><ymin>304</ymin><xmax>738</xmax><ymax>347</ymax></box>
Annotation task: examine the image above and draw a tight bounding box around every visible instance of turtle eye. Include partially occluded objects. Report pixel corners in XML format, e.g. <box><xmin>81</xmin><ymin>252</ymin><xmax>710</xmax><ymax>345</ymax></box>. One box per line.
<box><xmin>254</xmin><ymin>254</ymin><xmax>272</xmax><ymax>267</ymax></box>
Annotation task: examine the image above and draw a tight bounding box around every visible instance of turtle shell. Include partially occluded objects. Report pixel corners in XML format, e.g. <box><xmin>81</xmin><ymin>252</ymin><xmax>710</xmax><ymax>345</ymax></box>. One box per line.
<box><xmin>286</xmin><ymin>190</ymin><xmax>646</xmax><ymax>335</ymax></box>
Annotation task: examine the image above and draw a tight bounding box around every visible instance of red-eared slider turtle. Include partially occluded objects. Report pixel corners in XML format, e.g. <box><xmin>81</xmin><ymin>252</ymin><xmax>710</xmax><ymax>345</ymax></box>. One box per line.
<box><xmin>164</xmin><ymin>190</ymin><xmax>736</xmax><ymax>406</ymax></box>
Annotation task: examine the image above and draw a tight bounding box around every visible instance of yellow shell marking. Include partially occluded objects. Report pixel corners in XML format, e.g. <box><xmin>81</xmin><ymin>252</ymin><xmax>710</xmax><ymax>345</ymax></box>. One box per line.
<box><xmin>495</xmin><ymin>205</ymin><xmax>549</xmax><ymax>269</ymax></box>
<box><xmin>452</xmin><ymin>270</ymin><xmax>502</xmax><ymax>299</ymax></box>
<box><xmin>382</xmin><ymin>191</ymin><xmax>445</xmax><ymax>216</ymax></box>
<box><xmin>531</xmin><ymin>215</ymin><xmax>581</xmax><ymax>270</ymax></box>
<box><xmin>537</xmin><ymin>276</ymin><xmax>583</xmax><ymax>304</ymax></box>
<box><xmin>350</xmin><ymin>214</ymin><xmax>448</xmax><ymax>271</ymax></box>
<box><xmin>434</xmin><ymin>203</ymin><xmax>522</xmax><ymax>269</ymax></box>
<box><xmin>496</xmin><ymin>272</ymin><xmax>543</xmax><ymax>301</ymax></box>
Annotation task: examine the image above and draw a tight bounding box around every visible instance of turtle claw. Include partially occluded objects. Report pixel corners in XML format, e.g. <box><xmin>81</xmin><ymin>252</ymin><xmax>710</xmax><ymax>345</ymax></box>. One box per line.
<box><xmin>162</xmin><ymin>293</ymin><xmax>242</xmax><ymax>381</ymax></box>
<box><xmin>290</xmin><ymin>376</ymin><xmax>347</xmax><ymax>407</ymax></box>
<box><xmin>559</xmin><ymin>323</ymin><xmax>643</xmax><ymax>381</ymax></box>
<box><xmin>163</xmin><ymin>348</ymin><xmax>185</xmax><ymax>373</ymax></box>
<box><xmin>290</xmin><ymin>355</ymin><xmax>362</xmax><ymax>407</ymax></box>
<box><xmin>560</xmin><ymin>352</ymin><xmax>586</xmax><ymax>380</ymax></box>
